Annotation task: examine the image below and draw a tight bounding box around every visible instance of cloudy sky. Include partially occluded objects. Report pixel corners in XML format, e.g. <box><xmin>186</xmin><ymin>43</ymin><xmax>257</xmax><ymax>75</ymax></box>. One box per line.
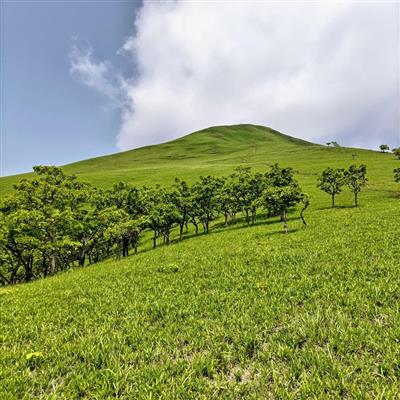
<box><xmin>2</xmin><ymin>1</ymin><xmax>399</xmax><ymax>176</ymax></box>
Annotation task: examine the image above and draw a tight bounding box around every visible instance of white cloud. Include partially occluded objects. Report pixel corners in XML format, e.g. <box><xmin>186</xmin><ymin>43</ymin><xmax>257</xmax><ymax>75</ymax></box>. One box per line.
<box><xmin>69</xmin><ymin>43</ymin><xmax>124</xmax><ymax>107</ymax></box>
<box><xmin>73</xmin><ymin>2</ymin><xmax>400</xmax><ymax>150</ymax></box>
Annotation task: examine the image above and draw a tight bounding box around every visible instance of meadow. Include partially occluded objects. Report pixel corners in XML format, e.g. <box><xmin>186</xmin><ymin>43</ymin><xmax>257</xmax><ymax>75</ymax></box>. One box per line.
<box><xmin>1</xmin><ymin>124</ymin><xmax>399</xmax><ymax>398</ymax></box>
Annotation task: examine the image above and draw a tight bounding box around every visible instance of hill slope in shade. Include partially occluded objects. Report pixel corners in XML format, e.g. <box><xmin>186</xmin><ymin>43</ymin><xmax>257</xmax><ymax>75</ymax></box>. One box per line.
<box><xmin>2</xmin><ymin>124</ymin><xmax>319</xmax><ymax>194</ymax></box>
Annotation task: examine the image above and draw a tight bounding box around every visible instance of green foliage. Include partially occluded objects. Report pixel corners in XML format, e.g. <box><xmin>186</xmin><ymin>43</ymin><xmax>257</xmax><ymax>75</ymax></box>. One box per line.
<box><xmin>379</xmin><ymin>144</ymin><xmax>389</xmax><ymax>153</ymax></box>
<box><xmin>344</xmin><ymin>164</ymin><xmax>368</xmax><ymax>207</ymax></box>
<box><xmin>394</xmin><ymin>168</ymin><xmax>400</xmax><ymax>183</ymax></box>
<box><xmin>392</xmin><ymin>147</ymin><xmax>400</xmax><ymax>160</ymax></box>
<box><xmin>259</xmin><ymin>184</ymin><xmax>304</xmax><ymax>232</ymax></box>
<box><xmin>317</xmin><ymin>167</ymin><xmax>345</xmax><ymax>208</ymax></box>
<box><xmin>0</xmin><ymin>162</ymin><xmax>312</xmax><ymax>284</ymax></box>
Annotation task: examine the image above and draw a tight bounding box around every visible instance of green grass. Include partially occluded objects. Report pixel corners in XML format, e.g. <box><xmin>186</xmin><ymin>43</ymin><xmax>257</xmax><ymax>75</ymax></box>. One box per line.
<box><xmin>1</xmin><ymin>124</ymin><xmax>399</xmax><ymax>398</ymax></box>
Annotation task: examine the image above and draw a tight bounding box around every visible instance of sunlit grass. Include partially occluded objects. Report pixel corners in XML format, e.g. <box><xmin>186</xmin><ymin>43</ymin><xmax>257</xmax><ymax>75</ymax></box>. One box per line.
<box><xmin>1</xmin><ymin>124</ymin><xmax>399</xmax><ymax>398</ymax></box>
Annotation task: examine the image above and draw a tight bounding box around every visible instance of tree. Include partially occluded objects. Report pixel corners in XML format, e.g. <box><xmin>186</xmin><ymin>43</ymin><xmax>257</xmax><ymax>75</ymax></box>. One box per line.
<box><xmin>0</xmin><ymin>166</ymin><xmax>87</xmax><ymax>280</ymax></box>
<box><xmin>344</xmin><ymin>165</ymin><xmax>367</xmax><ymax>207</ymax></box>
<box><xmin>392</xmin><ymin>148</ymin><xmax>400</xmax><ymax>160</ymax></box>
<box><xmin>258</xmin><ymin>184</ymin><xmax>304</xmax><ymax>233</ymax></box>
<box><xmin>171</xmin><ymin>178</ymin><xmax>192</xmax><ymax>240</ymax></box>
<box><xmin>317</xmin><ymin>167</ymin><xmax>345</xmax><ymax>208</ymax></box>
<box><xmin>143</xmin><ymin>186</ymin><xmax>180</xmax><ymax>247</ymax></box>
<box><xmin>379</xmin><ymin>144</ymin><xmax>389</xmax><ymax>153</ymax></box>
<box><xmin>394</xmin><ymin>168</ymin><xmax>400</xmax><ymax>183</ymax></box>
<box><xmin>191</xmin><ymin>176</ymin><xmax>223</xmax><ymax>233</ymax></box>
<box><xmin>216</xmin><ymin>179</ymin><xmax>236</xmax><ymax>226</ymax></box>
<box><xmin>326</xmin><ymin>141</ymin><xmax>340</xmax><ymax>147</ymax></box>
<box><xmin>300</xmin><ymin>194</ymin><xmax>310</xmax><ymax>226</ymax></box>
<box><xmin>228</xmin><ymin>167</ymin><xmax>265</xmax><ymax>226</ymax></box>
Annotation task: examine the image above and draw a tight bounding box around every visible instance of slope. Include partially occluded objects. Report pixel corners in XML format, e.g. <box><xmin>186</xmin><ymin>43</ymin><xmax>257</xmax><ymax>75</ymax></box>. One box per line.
<box><xmin>2</xmin><ymin>124</ymin><xmax>317</xmax><ymax>195</ymax></box>
<box><xmin>1</xmin><ymin>124</ymin><xmax>399</xmax><ymax>398</ymax></box>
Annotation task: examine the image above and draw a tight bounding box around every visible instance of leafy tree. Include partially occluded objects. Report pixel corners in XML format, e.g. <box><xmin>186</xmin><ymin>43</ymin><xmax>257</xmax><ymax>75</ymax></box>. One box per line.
<box><xmin>326</xmin><ymin>141</ymin><xmax>340</xmax><ymax>147</ymax></box>
<box><xmin>228</xmin><ymin>167</ymin><xmax>264</xmax><ymax>225</ymax></box>
<box><xmin>265</xmin><ymin>164</ymin><xmax>295</xmax><ymax>187</ymax></box>
<box><xmin>264</xmin><ymin>164</ymin><xmax>296</xmax><ymax>218</ymax></box>
<box><xmin>379</xmin><ymin>144</ymin><xmax>389</xmax><ymax>153</ymax></box>
<box><xmin>317</xmin><ymin>167</ymin><xmax>345</xmax><ymax>208</ymax></box>
<box><xmin>143</xmin><ymin>186</ymin><xmax>180</xmax><ymax>247</ymax></box>
<box><xmin>192</xmin><ymin>176</ymin><xmax>223</xmax><ymax>233</ymax></box>
<box><xmin>344</xmin><ymin>165</ymin><xmax>368</xmax><ymax>207</ymax></box>
<box><xmin>171</xmin><ymin>178</ymin><xmax>192</xmax><ymax>240</ymax></box>
<box><xmin>392</xmin><ymin>148</ymin><xmax>400</xmax><ymax>160</ymax></box>
<box><xmin>259</xmin><ymin>184</ymin><xmax>304</xmax><ymax>233</ymax></box>
<box><xmin>394</xmin><ymin>168</ymin><xmax>400</xmax><ymax>183</ymax></box>
<box><xmin>0</xmin><ymin>166</ymin><xmax>87</xmax><ymax>280</ymax></box>
<box><xmin>216</xmin><ymin>179</ymin><xmax>236</xmax><ymax>226</ymax></box>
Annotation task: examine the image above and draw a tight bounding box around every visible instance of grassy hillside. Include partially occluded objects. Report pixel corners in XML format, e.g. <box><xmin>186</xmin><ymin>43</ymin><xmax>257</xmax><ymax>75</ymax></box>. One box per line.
<box><xmin>1</xmin><ymin>125</ymin><xmax>399</xmax><ymax>398</ymax></box>
<box><xmin>1</xmin><ymin>125</ymin><xmax>316</xmax><ymax>194</ymax></box>
<box><xmin>0</xmin><ymin>124</ymin><xmax>377</xmax><ymax>194</ymax></box>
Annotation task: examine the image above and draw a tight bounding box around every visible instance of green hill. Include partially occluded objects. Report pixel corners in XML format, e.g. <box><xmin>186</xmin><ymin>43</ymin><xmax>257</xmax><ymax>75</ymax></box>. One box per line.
<box><xmin>1</xmin><ymin>124</ymin><xmax>318</xmax><ymax>194</ymax></box>
<box><xmin>1</xmin><ymin>124</ymin><xmax>399</xmax><ymax>398</ymax></box>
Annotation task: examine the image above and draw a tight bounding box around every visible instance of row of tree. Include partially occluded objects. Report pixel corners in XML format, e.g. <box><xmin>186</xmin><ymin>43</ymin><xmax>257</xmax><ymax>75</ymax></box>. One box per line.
<box><xmin>317</xmin><ymin>165</ymin><xmax>368</xmax><ymax>208</ymax></box>
<box><xmin>0</xmin><ymin>165</ymin><xmax>309</xmax><ymax>285</ymax></box>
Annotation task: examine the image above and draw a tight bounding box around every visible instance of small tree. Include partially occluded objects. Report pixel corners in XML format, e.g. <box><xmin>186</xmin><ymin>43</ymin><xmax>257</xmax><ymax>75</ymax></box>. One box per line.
<box><xmin>394</xmin><ymin>168</ymin><xmax>400</xmax><ymax>183</ymax></box>
<box><xmin>392</xmin><ymin>148</ymin><xmax>400</xmax><ymax>160</ymax></box>
<box><xmin>317</xmin><ymin>167</ymin><xmax>345</xmax><ymax>208</ymax></box>
<box><xmin>379</xmin><ymin>144</ymin><xmax>389</xmax><ymax>153</ymax></box>
<box><xmin>192</xmin><ymin>176</ymin><xmax>223</xmax><ymax>233</ymax></box>
<box><xmin>259</xmin><ymin>184</ymin><xmax>304</xmax><ymax>233</ymax></box>
<box><xmin>344</xmin><ymin>165</ymin><xmax>368</xmax><ymax>207</ymax></box>
<box><xmin>327</xmin><ymin>141</ymin><xmax>340</xmax><ymax>148</ymax></box>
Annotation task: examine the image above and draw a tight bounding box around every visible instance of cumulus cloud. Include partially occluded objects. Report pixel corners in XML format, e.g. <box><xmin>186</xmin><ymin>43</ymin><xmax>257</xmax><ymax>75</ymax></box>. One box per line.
<box><xmin>73</xmin><ymin>2</ymin><xmax>400</xmax><ymax>150</ymax></box>
<box><xmin>69</xmin><ymin>43</ymin><xmax>124</xmax><ymax>107</ymax></box>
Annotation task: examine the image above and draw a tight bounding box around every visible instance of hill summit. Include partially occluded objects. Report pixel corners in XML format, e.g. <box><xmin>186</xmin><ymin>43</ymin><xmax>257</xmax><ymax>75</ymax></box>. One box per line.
<box><xmin>1</xmin><ymin>124</ymin><xmax>318</xmax><ymax>193</ymax></box>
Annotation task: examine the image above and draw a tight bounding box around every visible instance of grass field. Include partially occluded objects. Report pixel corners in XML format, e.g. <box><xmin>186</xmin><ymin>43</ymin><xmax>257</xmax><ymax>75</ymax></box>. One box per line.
<box><xmin>1</xmin><ymin>124</ymin><xmax>399</xmax><ymax>398</ymax></box>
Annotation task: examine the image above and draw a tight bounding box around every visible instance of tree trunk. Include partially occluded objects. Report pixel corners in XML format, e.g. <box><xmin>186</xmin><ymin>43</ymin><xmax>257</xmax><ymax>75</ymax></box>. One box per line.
<box><xmin>50</xmin><ymin>255</ymin><xmax>57</xmax><ymax>275</ymax></box>
<box><xmin>224</xmin><ymin>212</ymin><xmax>228</xmax><ymax>226</ymax></box>
<box><xmin>331</xmin><ymin>193</ymin><xmax>335</xmax><ymax>208</ymax></box>
<box><xmin>153</xmin><ymin>231</ymin><xmax>158</xmax><ymax>249</ymax></box>
<box><xmin>123</xmin><ymin>237</ymin><xmax>129</xmax><ymax>257</ymax></box>
<box><xmin>282</xmin><ymin>209</ymin><xmax>288</xmax><ymax>233</ymax></box>
<box><xmin>25</xmin><ymin>256</ymin><xmax>34</xmax><ymax>282</ymax></box>
<box><xmin>251</xmin><ymin>207</ymin><xmax>256</xmax><ymax>225</ymax></box>
<box><xmin>354</xmin><ymin>192</ymin><xmax>358</xmax><ymax>207</ymax></box>
<box><xmin>301</xmin><ymin>203</ymin><xmax>309</xmax><ymax>226</ymax></box>
<box><xmin>245</xmin><ymin>210</ymin><xmax>250</xmax><ymax>226</ymax></box>
<box><xmin>179</xmin><ymin>223</ymin><xmax>184</xmax><ymax>240</ymax></box>
<box><xmin>78</xmin><ymin>248</ymin><xmax>86</xmax><ymax>266</ymax></box>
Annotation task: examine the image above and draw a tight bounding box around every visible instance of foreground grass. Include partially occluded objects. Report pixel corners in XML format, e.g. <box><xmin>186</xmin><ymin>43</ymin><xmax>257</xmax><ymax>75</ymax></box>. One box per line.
<box><xmin>1</xmin><ymin>193</ymin><xmax>399</xmax><ymax>398</ymax></box>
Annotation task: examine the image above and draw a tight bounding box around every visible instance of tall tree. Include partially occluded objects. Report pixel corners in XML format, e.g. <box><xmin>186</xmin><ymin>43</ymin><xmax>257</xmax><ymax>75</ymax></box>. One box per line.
<box><xmin>192</xmin><ymin>176</ymin><xmax>223</xmax><ymax>233</ymax></box>
<box><xmin>344</xmin><ymin>165</ymin><xmax>368</xmax><ymax>207</ymax></box>
<box><xmin>317</xmin><ymin>167</ymin><xmax>345</xmax><ymax>208</ymax></box>
<box><xmin>379</xmin><ymin>144</ymin><xmax>389</xmax><ymax>153</ymax></box>
<box><xmin>259</xmin><ymin>184</ymin><xmax>304</xmax><ymax>233</ymax></box>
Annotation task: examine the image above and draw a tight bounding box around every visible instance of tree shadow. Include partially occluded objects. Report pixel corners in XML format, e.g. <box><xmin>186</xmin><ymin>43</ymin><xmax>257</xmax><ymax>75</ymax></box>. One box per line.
<box><xmin>316</xmin><ymin>205</ymin><xmax>357</xmax><ymax>211</ymax></box>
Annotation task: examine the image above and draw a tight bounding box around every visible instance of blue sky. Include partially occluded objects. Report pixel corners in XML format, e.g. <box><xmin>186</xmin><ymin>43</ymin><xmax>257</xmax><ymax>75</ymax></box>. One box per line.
<box><xmin>1</xmin><ymin>1</ymin><xmax>399</xmax><ymax>176</ymax></box>
<box><xmin>1</xmin><ymin>1</ymin><xmax>141</xmax><ymax>176</ymax></box>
